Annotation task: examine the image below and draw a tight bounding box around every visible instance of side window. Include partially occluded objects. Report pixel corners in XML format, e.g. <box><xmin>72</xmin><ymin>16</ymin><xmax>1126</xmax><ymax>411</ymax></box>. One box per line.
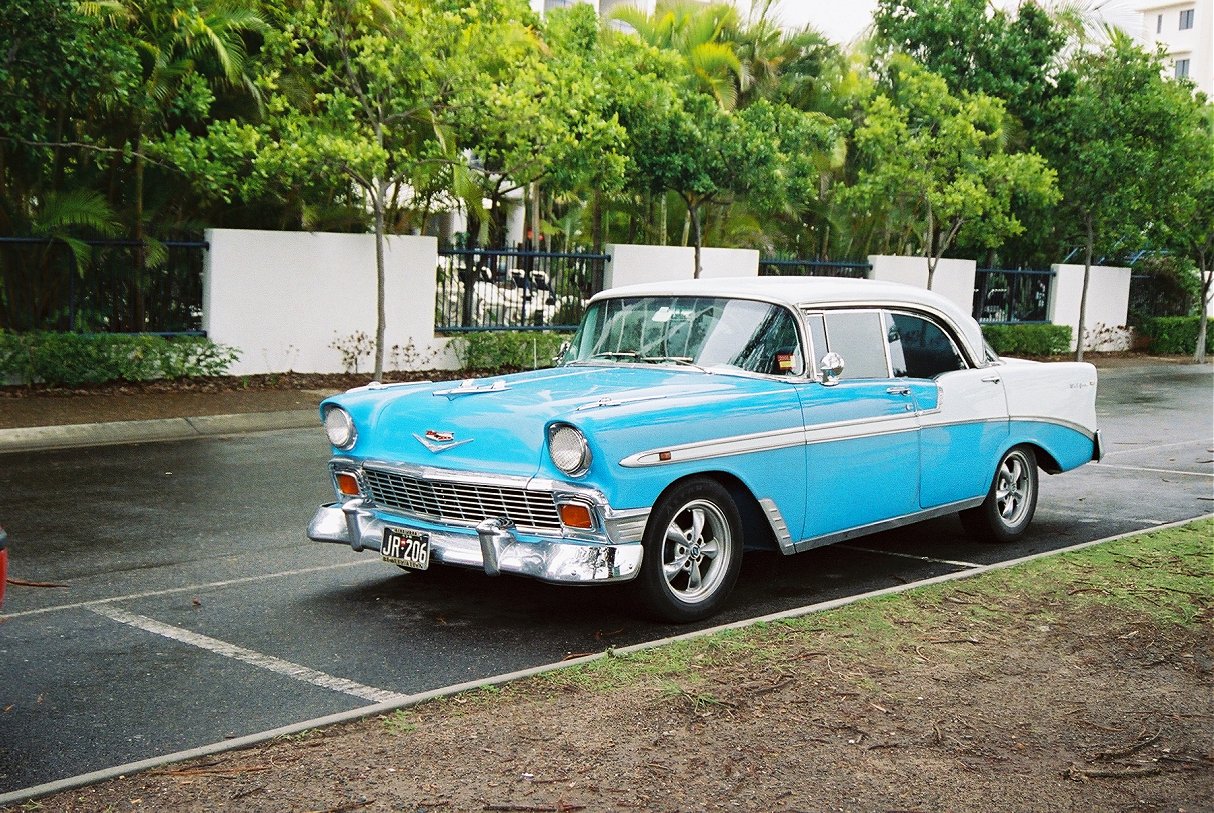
<box><xmin>886</xmin><ymin>312</ymin><xmax>967</xmax><ymax>378</ymax></box>
<box><xmin>821</xmin><ymin>311</ymin><xmax>890</xmax><ymax>380</ymax></box>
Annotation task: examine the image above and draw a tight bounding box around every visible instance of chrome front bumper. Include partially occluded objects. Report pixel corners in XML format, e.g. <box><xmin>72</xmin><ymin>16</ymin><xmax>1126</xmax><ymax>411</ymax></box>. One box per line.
<box><xmin>308</xmin><ymin>499</ymin><xmax>646</xmax><ymax>584</ymax></box>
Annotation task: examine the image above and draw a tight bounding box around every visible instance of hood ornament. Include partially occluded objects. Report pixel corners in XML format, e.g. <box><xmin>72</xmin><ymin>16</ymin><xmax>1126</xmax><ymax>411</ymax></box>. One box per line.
<box><xmin>414</xmin><ymin>430</ymin><xmax>474</xmax><ymax>453</ymax></box>
<box><xmin>433</xmin><ymin>379</ymin><xmax>510</xmax><ymax>399</ymax></box>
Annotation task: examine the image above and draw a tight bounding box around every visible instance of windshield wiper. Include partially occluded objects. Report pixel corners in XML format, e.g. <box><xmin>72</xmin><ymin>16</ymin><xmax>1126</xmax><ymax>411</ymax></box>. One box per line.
<box><xmin>641</xmin><ymin>355</ymin><xmax>707</xmax><ymax>371</ymax></box>
<box><xmin>590</xmin><ymin>351</ymin><xmax>640</xmax><ymax>360</ymax></box>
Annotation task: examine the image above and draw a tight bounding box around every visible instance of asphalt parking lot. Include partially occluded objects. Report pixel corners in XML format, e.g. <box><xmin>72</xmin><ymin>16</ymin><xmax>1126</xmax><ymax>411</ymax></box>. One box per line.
<box><xmin>0</xmin><ymin>361</ymin><xmax>1210</xmax><ymax>801</ymax></box>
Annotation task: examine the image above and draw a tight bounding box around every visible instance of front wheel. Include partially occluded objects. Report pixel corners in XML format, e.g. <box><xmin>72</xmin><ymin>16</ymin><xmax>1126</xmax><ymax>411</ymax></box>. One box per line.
<box><xmin>633</xmin><ymin>479</ymin><xmax>743</xmax><ymax>623</ymax></box>
<box><xmin>960</xmin><ymin>446</ymin><xmax>1039</xmax><ymax>543</ymax></box>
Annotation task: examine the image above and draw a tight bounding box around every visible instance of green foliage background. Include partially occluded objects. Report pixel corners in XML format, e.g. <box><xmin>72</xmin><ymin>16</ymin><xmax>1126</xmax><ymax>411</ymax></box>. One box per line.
<box><xmin>1138</xmin><ymin>316</ymin><xmax>1214</xmax><ymax>355</ymax></box>
<box><xmin>0</xmin><ymin>332</ymin><xmax>239</xmax><ymax>386</ymax></box>
<box><xmin>0</xmin><ymin>0</ymin><xmax>1210</xmax><ymax>357</ymax></box>
<box><xmin>980</xmin><ymin>323</ymin><xmax>1072</xmax><ymax>356</ymax></box>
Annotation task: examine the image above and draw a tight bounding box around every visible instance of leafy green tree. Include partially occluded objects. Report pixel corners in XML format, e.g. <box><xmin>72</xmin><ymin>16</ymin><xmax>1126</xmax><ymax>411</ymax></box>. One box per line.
<box><xmin>458</xmin><ymin>4</ymin><xmax>627</xmax><ymax>248</ymax></box>
<box><xmin>1160</xmin><ymin>108</ymin><xmax>1214</xmax><ymax>363</ymax></box>
<box><xmin>1038</xmin><ymin>33</ymin><xmax>1209</xmax><ymax>361</ymax></box>
<box><xmin>610</xmin><ymin>0</ymin><xmax>743</xmax><ymax>110</ymax></box>
<box><xmin>0</xmin><ymin>0</ymin><xmax>136</xmax><ymax>329</ymax></box>
<box><xmin>839</xmin><ymin>57</ymin><xmax>1058</xmax><ymax>288</ymax></box>
<box><xmin>872</xmin><ymin>0</ymin><xmax>1066</xmax><ymax>135</ymax></box>
<box><xmin>249</xmin><ymin>0</ymin><xmax>464</xmax><ymax>379</ymax></box>
<box><xmin>109</xmin><ymin>0</ymin><xmax>264</xmax><ymax>320</ymax></box>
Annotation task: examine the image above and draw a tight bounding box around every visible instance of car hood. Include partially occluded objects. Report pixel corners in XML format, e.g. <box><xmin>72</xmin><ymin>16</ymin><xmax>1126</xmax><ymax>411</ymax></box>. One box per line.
<box><xmin>325</xmin><ymin>365</ymin><xmax>793</xmax><ymax>478</ymax></box>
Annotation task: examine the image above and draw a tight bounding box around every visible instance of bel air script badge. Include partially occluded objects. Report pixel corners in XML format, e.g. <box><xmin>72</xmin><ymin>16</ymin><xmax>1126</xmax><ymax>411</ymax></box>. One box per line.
<box><xmin>414</xmin><ymin>429</ymin><xmax>474</xmax><ymax>453</ymax></box>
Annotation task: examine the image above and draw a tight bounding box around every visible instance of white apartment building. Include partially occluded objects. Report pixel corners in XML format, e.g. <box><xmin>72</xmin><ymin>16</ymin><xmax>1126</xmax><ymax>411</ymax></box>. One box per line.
<box><xmin>1138</xmin><ymin>0</ymin><xmax>1213</xmax><ymax>97</ymax></box>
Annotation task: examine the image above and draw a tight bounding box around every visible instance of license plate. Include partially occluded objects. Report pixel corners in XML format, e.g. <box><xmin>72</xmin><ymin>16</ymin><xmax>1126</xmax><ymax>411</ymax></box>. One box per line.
<box><xmin>381</xmin><ymin>528</ymin><xmax>430</xmax><ymax>571</ymax></box>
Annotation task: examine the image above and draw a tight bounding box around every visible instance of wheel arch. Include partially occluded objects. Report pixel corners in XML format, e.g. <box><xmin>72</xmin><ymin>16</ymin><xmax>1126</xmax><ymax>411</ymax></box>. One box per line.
<box><xmin>1005</xmin><ymin>440</ymin><xmax>1062</xmax><ymax>475</ymax></box>
<box><xmin>648</xmin><ymin>470</ymin><xmax>779</xmax><ymax>553</ymax></box>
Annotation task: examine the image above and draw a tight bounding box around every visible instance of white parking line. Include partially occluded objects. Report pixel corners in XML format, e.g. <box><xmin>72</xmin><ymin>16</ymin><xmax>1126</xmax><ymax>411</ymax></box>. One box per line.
<box><xmin>1093</xmin><ymin>462</ymin><xmax>1214</xmax><ymax>478</ymax></box>
<box><xmin>835</xmin><ymin>545</ymin><xmax>982</xmax><ymax>569</ymax></box>
<box><xmin>1</xmin><ymin>559</ymin><xmax>380</xmax><ymax>620</ymax></box>
<box><xmin>1101</xmin><ymin>438</ymin><xmax>1213</xmax><ymax>458</ymax></box>
<box><xmin>89</xmin><ymin>604</ymin><xmax>406</xmax><ymax>704</ymax></box>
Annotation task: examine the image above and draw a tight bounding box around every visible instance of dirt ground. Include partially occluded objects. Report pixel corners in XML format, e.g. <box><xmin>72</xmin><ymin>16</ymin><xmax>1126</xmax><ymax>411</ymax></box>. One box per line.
<box><xmin>25</xmin><ymin>587</ymin><xmax>1213</xmax><ymax>813</ymax></box>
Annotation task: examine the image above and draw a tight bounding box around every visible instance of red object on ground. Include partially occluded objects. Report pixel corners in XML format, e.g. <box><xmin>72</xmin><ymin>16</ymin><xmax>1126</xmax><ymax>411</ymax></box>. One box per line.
<box><xmin>0</xmin><ymin>525</ymin><xmax>8</xmax><ymax>608</ymax></box>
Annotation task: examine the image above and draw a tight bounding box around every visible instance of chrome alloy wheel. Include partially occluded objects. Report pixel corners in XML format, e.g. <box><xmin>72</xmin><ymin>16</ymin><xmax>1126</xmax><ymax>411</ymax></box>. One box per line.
<box><xmin>660</xmin><ymin>499</ymin><xmax>734</xmax><ymax>604</ymax></box>
<box><xmin>995</xmin><ymin>450</ymin><xmax>1033</xmax><ymax>526</ymax></box>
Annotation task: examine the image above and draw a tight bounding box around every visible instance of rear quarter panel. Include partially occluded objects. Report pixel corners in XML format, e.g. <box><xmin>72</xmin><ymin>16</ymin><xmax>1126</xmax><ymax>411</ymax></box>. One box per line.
<box><xmin>999</xmin><ymin>359</ymin><xmax>1100</xmax><ymax>472</ymax></box>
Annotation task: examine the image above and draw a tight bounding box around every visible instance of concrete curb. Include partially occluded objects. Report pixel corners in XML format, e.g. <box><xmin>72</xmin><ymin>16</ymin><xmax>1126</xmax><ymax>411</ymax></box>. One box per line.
<box><xmin>0</xmin><ymin>410</ymin><xmax>318</xmax><ymax>454</ymax></box>
<box><xmin>2</xmin><ymin>513</ymin><xmax>1208</xmax><ymax>807</ymax></box>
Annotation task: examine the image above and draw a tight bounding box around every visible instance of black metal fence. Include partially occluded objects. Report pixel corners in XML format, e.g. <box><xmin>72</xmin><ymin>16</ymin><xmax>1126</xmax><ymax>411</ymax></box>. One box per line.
<box><xmin>0</xmin><ymin>237</ymin><xmax>207</xmax><ymax>334</ymax></box>
<box><xmin>758</xmin><ymin>257</ymin><xmax>872</xmax><ymax>278</ymax></box>
<box><xmin>435</xmin><ymin>242</ymin><xmax>609</xmax><ymax>332</ymax></box>
<box><xmin>973</xmin><ymin>268</ymin><xmax>1053</xmax><ymax>324</ymax></box>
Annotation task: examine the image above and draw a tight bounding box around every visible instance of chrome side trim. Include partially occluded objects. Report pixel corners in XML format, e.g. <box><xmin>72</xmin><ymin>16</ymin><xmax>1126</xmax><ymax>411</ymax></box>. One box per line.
<box><xmin>1006</xmin><ymin>415</ymin><xmax>1099</xmax><ymax>442</ymax></box>
<box><xmin>757</xmin><ymin>498</ymin><xmax>795</xmax><ymax>554</ymax></box>
<box><xmin>620</xmin><ymin>412</ymin><xmax>923</xmax><ymax>468</ymax></box>
<box><xmin>620</xmin><ymin>426</ymin><xmax>805</xmax><ymax>467</ymax></box>
<box><xmin>790</xmin><ymin>497</ymin><xmax>986</xmax><ymax>554</ymax></box>
<box><xmin>918</xmin><ymin>416</ymin><xmax>1008</xmax><ymax>430</ymax></box>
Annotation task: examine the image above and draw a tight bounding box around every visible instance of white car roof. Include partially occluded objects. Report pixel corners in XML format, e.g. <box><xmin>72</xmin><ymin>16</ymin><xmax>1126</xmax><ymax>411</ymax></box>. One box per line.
<box><xmin>592</xmin><ymin>276</ymin><xmax>987</xmax><ymax>364</ymax></box>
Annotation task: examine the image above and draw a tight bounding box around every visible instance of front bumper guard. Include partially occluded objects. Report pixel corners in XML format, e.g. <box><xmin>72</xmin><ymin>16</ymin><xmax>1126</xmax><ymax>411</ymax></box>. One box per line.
<box><xmin>308</xmin><ymin>500</ymin><xmax>645</xmax><ymax>584</ymax></box>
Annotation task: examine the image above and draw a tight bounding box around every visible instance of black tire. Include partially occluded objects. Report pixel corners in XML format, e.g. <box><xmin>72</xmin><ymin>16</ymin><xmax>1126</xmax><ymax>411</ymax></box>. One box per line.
<box><xmin>634</xmin><ymin>478</ymin><xmax>743</xmax><ymax>623</ymax></box>
<box><xmin>960</xmin><ymin>446</ymin><xmax>1039</xmax><ymax>543</ymax></box>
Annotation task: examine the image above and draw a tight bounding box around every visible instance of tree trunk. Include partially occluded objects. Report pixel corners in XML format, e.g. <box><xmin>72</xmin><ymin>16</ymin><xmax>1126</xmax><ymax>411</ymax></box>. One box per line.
<box><xmin>591</xmin><ymin>188</ymin><xmax>604</xmax><ymax>253</ymax></box>
<box><xmin>688</xmin><ymin>198</ymin><xmax>703</xmax><ymax>279</ymax></box>
<box><xmin>659</xmin><ymin>194</ymin><xmax>668</xmax><ymax>246</ymax></box>
<box><xmin>132</xmin><ymin>126</ymin><xmax>147</xmax><ymax>331</ymax></box>
<box><xmin>1075</xmin><ymin>216</ymin><xmax>1094</xmax><ymax>363</ymax></box>
<box><xmin>1196</xmin><ymin>250</ymin><xmax>1211</xmax><ymax>364</ymax></box>
<box><xmin>924</xmin><ymin>205</ymin><xmax>936</xmax><ymax>291</ymax></box>
<box><xmin>373</xmin><ymin>181</ymin><xmax>387</xmax><ymax>380</ymax></box>
<box><xmin>530</xmin><ymin>181</ymin><xmax>540</xmax><ymax>248</ymax></box>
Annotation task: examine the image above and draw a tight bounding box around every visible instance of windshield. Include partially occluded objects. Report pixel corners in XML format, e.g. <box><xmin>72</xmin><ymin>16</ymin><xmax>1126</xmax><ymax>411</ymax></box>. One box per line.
<box><xmin>563</xmin><ymin>296</ymin><xmax>804</xmax><ymax>376</ymax></box>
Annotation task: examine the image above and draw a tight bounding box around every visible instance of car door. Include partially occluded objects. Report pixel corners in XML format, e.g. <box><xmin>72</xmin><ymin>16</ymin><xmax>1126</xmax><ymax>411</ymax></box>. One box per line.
<box><xmin>797</xmin><ymin>309</ymin><xmax>924</xmax><ymax>542</ymax></box>
<box><xmin>885</xmin><ymin>311</ymin><xmax>1010</xmax><ymax>508</ymax></box>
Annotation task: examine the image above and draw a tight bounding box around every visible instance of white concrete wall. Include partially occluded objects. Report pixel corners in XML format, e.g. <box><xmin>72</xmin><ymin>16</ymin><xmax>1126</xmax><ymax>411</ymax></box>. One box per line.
<box><xmin>1048</xmin><ymin>263</ymin><xmax>1134</xmax><ymax>352</ymax></box>
<box><xmin>204</xmin><ymin>229</ymin><xmax>452</xmax><ymax>375</ymax></box>
<box><xmin>867</xmin><ymin>255</ymin><xmax>977</xmax><ymax>315</ymax></box>
<box><xmin>603</xmin><ymin>243</ymin><xmax>759</xmax><ymax>289</ymax></box>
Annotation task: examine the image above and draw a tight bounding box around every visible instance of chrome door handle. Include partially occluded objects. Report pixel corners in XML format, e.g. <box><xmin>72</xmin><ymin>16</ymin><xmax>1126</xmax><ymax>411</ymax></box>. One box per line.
<box><xmin>886</xmin><ymin>386</ymin><xmax>911</xmax><ymax>396</ymax></box>
<box><xmin>981</xmin><ymin>375</ymin><xmax>1002</xmax><ymax>384</ymax></box>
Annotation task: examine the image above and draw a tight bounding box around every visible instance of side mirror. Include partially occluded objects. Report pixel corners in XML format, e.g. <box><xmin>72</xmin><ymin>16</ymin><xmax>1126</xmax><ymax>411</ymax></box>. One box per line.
<box><xmin>553</xmin><ymin>340</ymin><xmax>572</xmax><ymax>367</ymax></box>
<box><xmin>819</xmin><ymin>352</ymin><xmax>844</xmax><ymax>386</ymax></box>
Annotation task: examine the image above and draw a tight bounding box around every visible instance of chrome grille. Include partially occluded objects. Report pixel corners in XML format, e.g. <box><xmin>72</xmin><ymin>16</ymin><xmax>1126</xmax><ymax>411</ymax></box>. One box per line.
<box><xmin>363</xmin><ymin>467</ymin><xmax>562</xmax><ymax>533</ymax></box>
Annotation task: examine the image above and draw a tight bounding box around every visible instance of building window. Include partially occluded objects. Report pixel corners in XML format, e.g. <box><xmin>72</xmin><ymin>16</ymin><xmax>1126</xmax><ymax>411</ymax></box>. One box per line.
<box><xmin>1179</xmin><ymin>9</ymin><xmax>1194</xmax><ymax>29</ymax></box>
<box><xmin>1175</xmin><ymin>58</ymin><xmax>1191</xmax><ymax>78</ymax></box>
<box><xmin>1158</xmin><ymin>14</ymin><xmax>1163</xmax><ymax>33</ymax></box>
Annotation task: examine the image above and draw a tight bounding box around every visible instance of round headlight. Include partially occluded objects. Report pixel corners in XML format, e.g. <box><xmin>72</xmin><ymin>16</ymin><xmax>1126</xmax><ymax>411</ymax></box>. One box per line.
<box><xmin>548</xmin><ymin>424</ymin><xmax>591</xmax><ymax>476</ymax></box>
<box><xmin>323</xmin><ymin>406</ymin><xmax>357</xmax><ymax>450</ymax></box>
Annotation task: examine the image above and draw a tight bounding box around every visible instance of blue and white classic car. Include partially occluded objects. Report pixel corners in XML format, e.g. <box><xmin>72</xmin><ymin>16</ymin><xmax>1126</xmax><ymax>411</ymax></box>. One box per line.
<box><xmin>309</xmin><ymin>277</ymin><xmax>1101</xmax><ymax>622</ymax></box>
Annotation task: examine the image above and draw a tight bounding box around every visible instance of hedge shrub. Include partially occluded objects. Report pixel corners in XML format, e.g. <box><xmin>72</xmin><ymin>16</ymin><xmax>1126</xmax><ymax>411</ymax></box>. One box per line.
<box><xmin>449</xmin><ymin>331</ymin><xmax>572</xmax><ymax>371</ymax></box>
<box><xmin>0</xmin><ymin>332</ymin><xmax>240</xmax><ymax>387</ymax></box>
<box><xmin>981</xmin><ymin>324</ymin><xmax>1073</xmax><ymax>357</ymax></box>
<box><xmin>1137</xmin><ymin>316</ymin><xmax>1214</xmax><ymax>355</ymax></box>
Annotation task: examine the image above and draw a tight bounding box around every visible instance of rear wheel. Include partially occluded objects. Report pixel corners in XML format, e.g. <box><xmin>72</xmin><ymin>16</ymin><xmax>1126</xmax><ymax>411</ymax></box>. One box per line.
<box><xmin>961</xmin><ymin>446</ymin><xmax>1039</xmax><ymax>543</ymax></box>
<box><xmin>634</xmin><ymin>479</ymin><xmax>742</xmax><ymax>623</ymax></box>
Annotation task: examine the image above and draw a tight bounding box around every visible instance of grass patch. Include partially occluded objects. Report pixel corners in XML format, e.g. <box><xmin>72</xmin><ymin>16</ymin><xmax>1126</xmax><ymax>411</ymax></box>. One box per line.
<box><xmin>529</xmin><ymin>519</ymin><xmax>1213</xmax><ymax>698</ymax></box>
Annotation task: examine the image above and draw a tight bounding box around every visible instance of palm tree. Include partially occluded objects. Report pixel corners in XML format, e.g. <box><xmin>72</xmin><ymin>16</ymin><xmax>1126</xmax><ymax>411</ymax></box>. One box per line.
<box><xmin>609</xmin><ymin>1</ymin><xmax>744</xmax><ymax>110</ymax></box>
<box><xmin>113</xmin><ymin>0</ymin><xmax>264</xmax><ymax>326</ymax></box>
